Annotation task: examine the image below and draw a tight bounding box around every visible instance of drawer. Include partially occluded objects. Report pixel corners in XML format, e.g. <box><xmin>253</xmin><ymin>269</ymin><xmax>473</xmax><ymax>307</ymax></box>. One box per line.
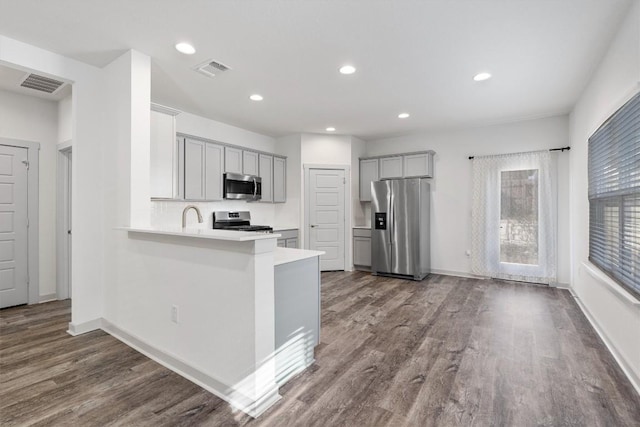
<box><xmin>353</xmin><ymin>228</ymin><xmax>371</xmax><ymax>238</ymax></box>
<box><xmin>275</xmin><ymin>229</ymin><xmax>298</xmax><ymax>240</ymax></box>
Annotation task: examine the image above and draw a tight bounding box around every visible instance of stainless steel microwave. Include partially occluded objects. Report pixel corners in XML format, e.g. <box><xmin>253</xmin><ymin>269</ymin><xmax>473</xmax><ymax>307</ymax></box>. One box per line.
<box><xmin>223</xmin><ymin>173</ymin><xmax>262</xmax><ymax>201</ymax></box>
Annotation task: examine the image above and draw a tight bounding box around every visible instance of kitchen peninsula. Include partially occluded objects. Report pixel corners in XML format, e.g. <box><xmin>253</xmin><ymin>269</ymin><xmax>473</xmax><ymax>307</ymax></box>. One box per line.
<box><xmin>109</xmin><ymin>226</ymin><xmax>322</xmax><ymax>417</ymax></box>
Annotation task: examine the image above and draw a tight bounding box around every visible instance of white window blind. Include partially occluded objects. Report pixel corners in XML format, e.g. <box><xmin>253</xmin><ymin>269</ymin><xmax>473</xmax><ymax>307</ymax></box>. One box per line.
<box><xmin>588</xmin><ymin>91</ymin><xmax>640</xmax><ymax>298</ymax></box>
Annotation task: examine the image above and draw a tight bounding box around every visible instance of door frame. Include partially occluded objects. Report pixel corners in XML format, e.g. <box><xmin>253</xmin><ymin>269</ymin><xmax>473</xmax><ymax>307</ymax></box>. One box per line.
<box><xmin>57</xmin><ymin>142</ymin><xmax>72</xmax><ymax>300</ymax></box>
<box><xmin>0</xmin><ymin>138</ymin><xmax>40</xmax><ymax>305</ymax></box>
<box><xmin>303</xmin><ymin>164</ymin><xmax>351</xmax><ymax>271</ymax></box>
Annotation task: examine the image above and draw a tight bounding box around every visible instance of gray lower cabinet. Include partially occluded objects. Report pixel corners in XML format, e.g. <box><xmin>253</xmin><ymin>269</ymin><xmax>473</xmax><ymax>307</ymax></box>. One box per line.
<box><xmin>276</xmin><ymin>229</ymin><xmax>298</xmax><ymax>248</ymax></box>
<box><xmin>184</xmin><ymin>138</ymin><xmax>224</xmax><ymax>201</ymax></box>
<box><xmin>353</xmin><ymin>228</ymin><xmax>372</xmax><ymax>270</ymax></box>
<box><xmin>259</xmin><ymin>154</ymin><xmax>273</xmax><ymax>202</ymax></box>
<box><xmin>273</xmin><ymin>156</ymin><xmax>286</xmax><ymax>203</ymax></box>
<box><xmin>274</xmin><ymin>255</ymin><xmax>320</xmax><ymax>385</ymax></box>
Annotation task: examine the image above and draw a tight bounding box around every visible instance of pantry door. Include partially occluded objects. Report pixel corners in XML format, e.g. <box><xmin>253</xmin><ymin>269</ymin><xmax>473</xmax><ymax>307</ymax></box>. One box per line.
<box><xmin>308</xmin><ymin>168</ymin><xmax>346</xmax><ymax>271</ymax></box>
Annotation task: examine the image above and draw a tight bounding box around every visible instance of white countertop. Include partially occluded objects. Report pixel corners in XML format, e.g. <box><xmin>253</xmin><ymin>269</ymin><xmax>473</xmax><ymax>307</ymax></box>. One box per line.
<box><xmin>274</xmin><ymin>247</ymin><xmax>324</xmax><ymax>266</ymax></box>
<box><xmin>122</xmin><ymin>226</ymin><xmax>281</xmax><ymax>242</ymax></box>
<box><xmin>273</xmin><ymin>226</ymin><xmax>299</xmax><ymax>232</ymax></box>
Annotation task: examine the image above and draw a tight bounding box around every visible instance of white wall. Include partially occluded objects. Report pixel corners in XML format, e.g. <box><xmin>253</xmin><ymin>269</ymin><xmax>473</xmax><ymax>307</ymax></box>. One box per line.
<box><xmin>0</xmin><ymin>89</ymin><xmax>59</xmax><ymax>299</ymax></box>
<box><xmin>150</xmin><ymin>111</ymin><xmax>281</xmax><ymax>229</ymax></box>
<box><xmin>366</xmin><ymin>115</ymin><xmax>571</xmax><ymax>283</ymax></box>
<box><xmin>1</xmin><ymin>34</ymin><xmax>108</xmax><ymax>326</ymax></box>
<box><xmin>274</xmin><ymin>134</ymin><xmax>302</xmax><ymax>229</ymax></box>
<box><xmin>568</xmin><ymin>0</ymin><xmax>640</xmax><ymax>391</ymax></box>
<box><xmin>351</xmin><ymin>136</ymin><xmax>367</xmax><ymax>227</ymax></box>
<box><xmin>57</xmin><ymin>95</ymin><xmax>72</xmax><ymax>144</ymax></box>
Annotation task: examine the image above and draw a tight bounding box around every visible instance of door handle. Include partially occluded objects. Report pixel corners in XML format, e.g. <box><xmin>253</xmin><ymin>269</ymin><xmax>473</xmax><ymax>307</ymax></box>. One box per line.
<box><xmin>253</xmin><ymin>178</ymin><xmax>257</xmax><ymax>197</ymax></box>
<box><xmin>310</xmin><ymin>225</ymin><xmax>317</xmax><ymax>228</ymax></box>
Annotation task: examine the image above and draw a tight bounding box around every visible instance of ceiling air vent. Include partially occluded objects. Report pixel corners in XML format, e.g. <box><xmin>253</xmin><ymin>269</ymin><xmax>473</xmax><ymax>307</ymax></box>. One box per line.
<box><xmin>20</xmin><ymin>73</ymin><xmax>65</xmax><ymax>94</ymax></box>
<box><xmin>194</xmin><ymin>59</ymin><xmax>231</xmax><ymax>78</ymax></box>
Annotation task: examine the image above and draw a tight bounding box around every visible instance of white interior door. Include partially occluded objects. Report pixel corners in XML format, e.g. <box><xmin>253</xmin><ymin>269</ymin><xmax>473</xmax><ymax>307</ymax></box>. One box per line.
<box><xmin>308</xmin><ymin>169</ymin><xmax>345</xmax><ymax>271</ymax></box>
<box><xmin>0</xmin><ymin>145</ymin><xmax>29</xmax><ymax>308</ymax></box>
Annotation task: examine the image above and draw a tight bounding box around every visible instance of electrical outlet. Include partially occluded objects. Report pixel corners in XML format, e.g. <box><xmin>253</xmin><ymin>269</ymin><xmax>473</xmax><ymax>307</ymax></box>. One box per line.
<box><xmin>171</xmin><ymin>305</ymin><xmax>179</xmax><ymax>324</ymax></box>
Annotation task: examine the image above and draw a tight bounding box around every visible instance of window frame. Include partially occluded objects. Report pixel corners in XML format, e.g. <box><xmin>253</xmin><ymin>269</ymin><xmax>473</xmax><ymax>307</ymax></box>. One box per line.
<box><xmin>587</xmin><ymin>91</ymin><xmax>640</xmax><ymax>299</ymax></box>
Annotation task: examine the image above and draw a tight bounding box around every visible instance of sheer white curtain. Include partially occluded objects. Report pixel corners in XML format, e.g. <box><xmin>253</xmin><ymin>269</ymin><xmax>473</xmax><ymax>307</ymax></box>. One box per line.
<box><xmin>471</xmin><ymin>150</ymin><xmax>557</xmax><ymax>284</ymax></box>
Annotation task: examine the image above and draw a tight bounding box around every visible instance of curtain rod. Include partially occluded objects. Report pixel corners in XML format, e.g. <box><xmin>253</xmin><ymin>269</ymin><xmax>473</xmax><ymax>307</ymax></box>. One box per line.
<box><xmin>468</xmin><ymin>146</ymin><xmax>570</xmax><ymax>160</ymax></box>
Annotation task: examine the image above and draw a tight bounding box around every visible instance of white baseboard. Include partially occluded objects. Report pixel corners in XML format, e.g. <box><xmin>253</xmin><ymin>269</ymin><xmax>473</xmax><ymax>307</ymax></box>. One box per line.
<box><xmin>430</xmin><ymin>268</ymin><xmax>482</xmax><ymax>280</ymax></box>
<box><xmin>569</xmin><ymin>289</ymin><xmax>640</xmax><ymax>396</ymax></box>
<box><xmin>39</xmin><ymin>293</ymin><xmax>57</xmax><ymax>303</ymax></box>
<box><xmin>67</xmin><ymin>318</ymin><xmax>102</xmax><ymax>336</ymax></box>
<box><xmin>101</xmin><ymin>319</ymin><xmax>281</xmax><ymax>418</ymax></box>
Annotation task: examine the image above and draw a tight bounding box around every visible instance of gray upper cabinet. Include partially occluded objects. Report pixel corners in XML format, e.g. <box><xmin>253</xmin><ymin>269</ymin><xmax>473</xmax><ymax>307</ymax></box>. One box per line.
<box><xmin>204</xmin><ymin>143</ymin><xmax>224</xmax><ymax>200</ymax></box>
<box><xmin>379</xmin><ymin>156</ymin><xmax>403</xmax><ymax>179</ymax></box>
<box><xmin>359</xmin><ymin>151</ymin><xmax>435</xmax><ymax>200</ymax></box>
<box><xmin>359</xmin><ymin>159</ymin><xmax>379</xmax><ymax>202</ymax></box>
<box><xmin>273</xmin><ymin>156</ymin><xmax>286</xmax><ymax>203</ymax></box>
<box><xmin>225</xmin><ymin>147</ymin><xmax>243</xmax><ymax>174</ymax></box>
<box><xmin>259</xmin><ymin>154</ymin><xmax>273</xmax><ymax>203</ymax></box>
<box><xmin>243</xmin><ymin>150</ymin><xmax>259</xmax><ymax>176</ymax></box>
<box><xmin>150</xmin><ymin>106</ymin><xmax>180</xmax><ymax>199</ymax></box>
<box><xmin>403</xmin><ymin>152</ymin><xmax>434</xmax><ymax>178</ymax></box>
<box><xmin>184</xmin><ymin>138</ymin><xmax>205</xmax><ymax>200</ymax></box>
<box><xmin>184</xmin><ymin>138</ymin><xmax>224</xmax><ymax>201</ymax></box>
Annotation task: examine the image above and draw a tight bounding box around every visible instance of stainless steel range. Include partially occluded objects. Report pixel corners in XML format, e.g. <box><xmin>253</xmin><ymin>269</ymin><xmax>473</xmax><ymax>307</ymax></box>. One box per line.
<box><xmin>212</xmin><ymin>211</ymin><xmax>273</xmax><ymax>233</ymax></box>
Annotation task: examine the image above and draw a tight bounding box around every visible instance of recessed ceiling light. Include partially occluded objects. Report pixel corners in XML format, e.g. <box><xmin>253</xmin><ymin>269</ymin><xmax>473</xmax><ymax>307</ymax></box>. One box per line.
<box><xmin>175</xmin><ymin>43</ymin><xmax>196</xmax><ymax>55</ymax></box>
<box><xmin>339</xmin><ymin>65</ymin><xmax>356</xmax><ymax>75</ymax></box>
<box><xmin>398</xmin><ymin>113</ymin><xmax>410</xmax><ymax>119</ymax></box>
<box><xmin>326</xmin><ymin>127</ymin><xmax>336</xmax><ymax>132</ymax></box>
<box><xmin>249</xmin><ymin>94</ymin><xmax>263</xmax><ymax>101</ymax></box>
<box><xmin>473</xmin><ymin>72</ymin><xmax>492</xmax><ymax>81</ymax></box>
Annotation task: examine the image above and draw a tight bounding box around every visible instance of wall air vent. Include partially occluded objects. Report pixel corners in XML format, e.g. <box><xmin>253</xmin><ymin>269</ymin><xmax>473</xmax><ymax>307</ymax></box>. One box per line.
<box><xmin>194</xmin><ymin>59</ymin><xmax>231</xmax><ymax>78</ymax></box>
<box><xmin>20</xmin><ymin>73</ymin><xmax>65</xmax><ymax>94</ymax></box>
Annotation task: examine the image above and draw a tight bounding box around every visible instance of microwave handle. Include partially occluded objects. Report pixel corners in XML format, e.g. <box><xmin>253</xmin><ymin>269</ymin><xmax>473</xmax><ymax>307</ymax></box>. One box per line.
<box><xmin>253</xmin><ymin>177</ymin><xmax>257</xmax><ymax>197</ymax></box>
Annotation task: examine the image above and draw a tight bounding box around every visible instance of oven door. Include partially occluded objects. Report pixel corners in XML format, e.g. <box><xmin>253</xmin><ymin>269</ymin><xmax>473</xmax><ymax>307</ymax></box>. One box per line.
<box><xmin>224</xmin><ymin>173</ymin><xmax>262</xmax><ymax>201</ymax></box>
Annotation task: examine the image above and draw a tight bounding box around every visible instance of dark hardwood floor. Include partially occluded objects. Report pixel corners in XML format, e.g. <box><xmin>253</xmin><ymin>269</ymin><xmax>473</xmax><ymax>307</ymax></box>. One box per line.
<box><xmin>1</xmin><ymin>272</ymin><xmax>639</xmax><ymax>426</ymax></box>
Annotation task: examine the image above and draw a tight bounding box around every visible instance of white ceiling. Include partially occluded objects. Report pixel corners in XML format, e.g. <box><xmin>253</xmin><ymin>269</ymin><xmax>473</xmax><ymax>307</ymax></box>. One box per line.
<box><xmin>0</xmin><ymin>0</ymin><xmax>632</xmax><ymax>139</ymax></box>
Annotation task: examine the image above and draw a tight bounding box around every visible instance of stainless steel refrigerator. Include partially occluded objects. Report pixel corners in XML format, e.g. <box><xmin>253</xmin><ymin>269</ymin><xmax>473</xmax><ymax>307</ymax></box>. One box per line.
<box><xmin>371</xmin><ymin>178</ymin><xmax>431</xmax><ymax>280</ymax></box>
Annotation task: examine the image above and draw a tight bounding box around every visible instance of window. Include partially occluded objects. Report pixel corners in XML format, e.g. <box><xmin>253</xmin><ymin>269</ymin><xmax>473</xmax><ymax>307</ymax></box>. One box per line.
<box><xmin>588</xmin><ymin>91</ymin><xmax>640</xmax><ymax>298</ymax></box>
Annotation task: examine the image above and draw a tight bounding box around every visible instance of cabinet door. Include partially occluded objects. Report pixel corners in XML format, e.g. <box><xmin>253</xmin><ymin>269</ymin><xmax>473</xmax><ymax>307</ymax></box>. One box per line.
<box><xmin>286</xmin><ymin>238</ymin><xmax>298</xmax><ymax>249</ymax></box>
<box><xmin>243</xmin><ymin>151</ymin><xmax>259</xmax><ymax>176</ymax></box>
<box><xmin>273</xmin><ymin>157</ymin><xmax>286</xmax><ymax>203</ymax></box>
<box><xmin>225</xmin><ymin>147</ymin><xmax>243</xmax><ymax>174</ymax></box>
<box><xmin>204</xmin><ymin>143</ymin><xmax>224</xmax><ymax>200</ymax></box>
<box><xmin>359</xmin><ymin>159</ymin><xmax>379</xmax><ymax>202</ymax></box>
<box><xmin>379</xmin><ymin>156</ymin><xmax>403</xmax><ymax>179</ymax></box>
<box><xmin>259</xmin><ymin>154</ymin><xmax>273</xmax><ymax>202</ymax></box>
<box><xmin>150</xmin><ymin>110</ymin><xmax>177</xmax><ymax>198</ymax></box>
<box><xmin>277</xmin><ymin>239</ymin><xmax>286</xmax><ymax>248</ymax></box>
<box><xmin>184</xmin><ymin>139</ymin><xmax>205</xmax><ymax>200</ymax></box>
<box><xmin>353</xmin><ymin>237</ymin><xmax>372</xmax><ymax>267</ymax></box>
<box><xmin>403</xmin><ymin>153</ymin><xmax>433</xmax><ymax>178</ymax></box>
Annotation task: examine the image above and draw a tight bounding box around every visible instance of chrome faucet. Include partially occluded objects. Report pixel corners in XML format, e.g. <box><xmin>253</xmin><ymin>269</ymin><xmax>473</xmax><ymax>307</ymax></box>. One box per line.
<box><xmin>182</xmin><ymin>205</ymin><xmax>203</xmax><ymax>228</ymax></box>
